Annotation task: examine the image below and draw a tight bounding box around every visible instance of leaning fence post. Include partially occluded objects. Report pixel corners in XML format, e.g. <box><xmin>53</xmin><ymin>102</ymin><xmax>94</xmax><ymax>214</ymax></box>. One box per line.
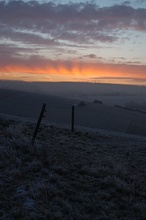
<box><xmin>71</xmin><ymin>105</ymin><xmax>75</xmax><ymax>132</ymax></box>
<box><xmin>32</xmin><ymin>103</ymin><xmax>46</xmax><ymax>145</ymax></box>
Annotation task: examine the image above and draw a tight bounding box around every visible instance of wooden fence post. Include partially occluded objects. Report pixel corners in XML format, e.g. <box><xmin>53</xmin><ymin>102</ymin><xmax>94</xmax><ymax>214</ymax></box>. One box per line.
<box><xmin>32</xmin><ymin>103</ymin><xmax>46</xmax><ymax>145</ymax></box>
<box><xmin>71</xmin><ymin>105</ymin><xmax>75</xmax><ymax>132</ymax></box>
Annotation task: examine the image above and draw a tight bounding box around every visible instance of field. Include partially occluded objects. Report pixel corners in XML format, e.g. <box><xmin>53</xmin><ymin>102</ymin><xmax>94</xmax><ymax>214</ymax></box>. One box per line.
<box><xmin>1</xmin><ymin>114</ymin><xmax>146</xmax><ymax>219</ymax></box>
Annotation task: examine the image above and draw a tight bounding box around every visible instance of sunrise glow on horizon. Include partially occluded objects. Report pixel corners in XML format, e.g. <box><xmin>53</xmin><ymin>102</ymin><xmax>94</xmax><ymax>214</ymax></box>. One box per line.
<box><xmin>0</xmin><ymin>0</ymin><xmax>146</xmax><ymax>86</ymax></box>
<box><xmin>1</xmin><ymin>60</ymin><xmax>146</xmax><ymax>85</ymax></box>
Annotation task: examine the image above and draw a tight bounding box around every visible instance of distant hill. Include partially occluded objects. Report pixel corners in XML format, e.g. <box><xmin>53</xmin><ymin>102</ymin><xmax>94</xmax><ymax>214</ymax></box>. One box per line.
<box><xmin>1</xmin><ymin>80</ymin><xmax>146</xmax><ymax>106</ymax></box>
<box><xmin>1</xmin><ymin>88</ymin><xmax>146</xmax><ymax>137</ymax></box>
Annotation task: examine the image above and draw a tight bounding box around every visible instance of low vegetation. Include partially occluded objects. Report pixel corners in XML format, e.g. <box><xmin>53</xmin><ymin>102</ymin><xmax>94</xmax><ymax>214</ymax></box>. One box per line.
<box><xmin>1</xmin><ymin>115</ymin><xmax>146</xmax><ymax>219</ymax></box>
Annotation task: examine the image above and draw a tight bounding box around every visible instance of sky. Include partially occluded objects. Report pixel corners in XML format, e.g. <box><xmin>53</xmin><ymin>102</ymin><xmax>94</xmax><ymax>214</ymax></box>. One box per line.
<box><xmin>0</xmin><ymin>0</ymin><xmax>146</xmax><ymax>85</ymax></box>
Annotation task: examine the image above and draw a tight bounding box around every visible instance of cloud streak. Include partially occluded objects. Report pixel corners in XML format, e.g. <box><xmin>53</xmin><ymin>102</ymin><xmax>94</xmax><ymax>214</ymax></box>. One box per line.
<box><xmin>0</xmin><ymin>55</ymin><xmax>146</xmax><ymax>79</ymax></box>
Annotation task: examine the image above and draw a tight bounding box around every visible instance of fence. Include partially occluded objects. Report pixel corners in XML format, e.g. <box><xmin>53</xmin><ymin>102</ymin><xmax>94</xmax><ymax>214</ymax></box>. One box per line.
<box><xmin>32</xmin><ymin>102</ymin><xmax>146</xmax><ymax>144</ymax></box>
<box><xmin>32</xmin><ymin>103</ymin><xmax>75</xmax><ymax>145</ymax></box>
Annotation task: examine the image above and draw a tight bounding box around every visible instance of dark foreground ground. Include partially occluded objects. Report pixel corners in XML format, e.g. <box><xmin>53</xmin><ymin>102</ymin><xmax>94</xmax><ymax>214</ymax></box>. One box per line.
<box><xmin>1</xmin><ymin>115</ymin><xmax>146</xmax><ymax>219</ymax></box>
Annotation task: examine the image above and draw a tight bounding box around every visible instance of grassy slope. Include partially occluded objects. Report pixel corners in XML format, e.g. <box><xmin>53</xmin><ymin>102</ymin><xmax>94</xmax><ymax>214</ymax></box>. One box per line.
<box><xmin>1</xmin><ymin>88</ymin><xmax>146</xmax><ymax>137</ymax></box>
<box><xmin>1</xmin><ymin>115</ymin><xmax>146</xmax><ymax>219</ymax></box>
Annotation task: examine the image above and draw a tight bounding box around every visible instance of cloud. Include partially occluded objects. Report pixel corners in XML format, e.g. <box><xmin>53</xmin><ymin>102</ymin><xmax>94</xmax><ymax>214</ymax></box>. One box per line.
<box><xmin>135</xmin><ymin>0</ymin><xmax>145</xmax><ymax>3</ymax></box>
<box><xmin>0</xmin><ymin>54</ymin><xmax>146</xmax><ymax>80</ymax></box>
<box><xmin>84</xmin><ymin>54</ymin><xmax>97</xmax><ymax>59</ymax></box>
<box><xmin>0</xmin><ymin>0</ymin><xmax>146</xmax><ymax>48</ymax></box>
<box><xmin>0</xmin><ymin>0</ymin><xmax>146</xmax><ymax>84</ymax></box>
<box><xmin>123</xmin><ymin>1</ymin><xmax>131</xmax><ymax>5</ymax></box>
<box><xmin>88</xmin><ymin>76</ymin><xmax>146</xmax><ymax>85</ymax></box>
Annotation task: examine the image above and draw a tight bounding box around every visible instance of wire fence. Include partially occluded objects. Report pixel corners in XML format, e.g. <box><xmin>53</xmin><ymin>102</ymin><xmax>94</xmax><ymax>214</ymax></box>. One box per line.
<box><xmin>31</xmin><ymin>102</ymin><xmax>146</xmax><ymax>144</ymax></box>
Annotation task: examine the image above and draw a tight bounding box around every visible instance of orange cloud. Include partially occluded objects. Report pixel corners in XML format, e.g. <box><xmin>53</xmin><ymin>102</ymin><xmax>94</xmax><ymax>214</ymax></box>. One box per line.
<box><xmin>0</xmin><ymin>60</ymin><xmax>146</xmax><ymax>84</ymax></box>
